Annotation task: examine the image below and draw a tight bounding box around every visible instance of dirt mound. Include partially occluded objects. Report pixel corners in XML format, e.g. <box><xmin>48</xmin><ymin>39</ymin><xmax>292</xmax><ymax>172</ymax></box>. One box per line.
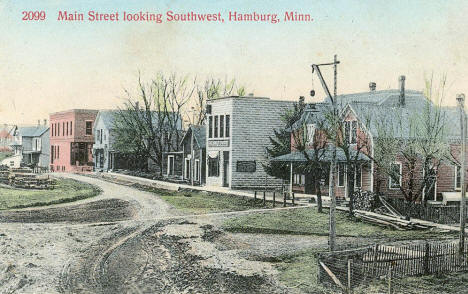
<box><xmin>0</xmin><ymin>199</ymin><xmax>137</xmax><ymax>223</ymax></box>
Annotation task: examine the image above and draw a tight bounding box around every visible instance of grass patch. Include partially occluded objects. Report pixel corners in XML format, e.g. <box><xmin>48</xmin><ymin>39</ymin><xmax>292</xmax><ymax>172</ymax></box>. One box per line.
<box><xmin>136</xmin><ymin>185</ymin><xmax>275</xmax><ymax>214</ymax></box>
<box><xmin>271</xmin><ymin>248</ymin><xmax>331</xmax><ymax>294</ymax></box>
<box><xmin>355</xmin><ymin>271</ymin><xmax>468</xmax><ymax>294</ymax></box>
<box><xmin>273</xmin><ymin>248</ymin><xmax>468</xmax><ymax>294</ymax></box>
<box><xmin>0</xmin><ymin>178</ymin><xmax>101</xmax><ymax>209</ymax></box>
<box><xmin>222</xmin><ymin>207</ymin><xmax>455</xmax><ymax>240</ymax></box>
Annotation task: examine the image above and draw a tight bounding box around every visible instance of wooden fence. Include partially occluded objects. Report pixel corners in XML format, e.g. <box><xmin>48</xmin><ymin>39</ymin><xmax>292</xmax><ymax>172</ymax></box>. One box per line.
<box><xmin>317</xmin><ymin>240</ymin><xmax>468</xmax><ymax>290</ymax></box>
<box><xmin>385</xmin><ymin>198</ymin><xmax>467</xmax><ymax>224</ymax></box>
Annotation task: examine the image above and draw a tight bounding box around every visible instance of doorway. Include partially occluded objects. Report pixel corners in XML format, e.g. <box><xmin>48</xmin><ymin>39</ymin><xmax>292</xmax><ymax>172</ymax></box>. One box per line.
<box><xmin>223</xmin><ymin>151</ymin><xmax>229</xmax><ymax>187</ymax></box>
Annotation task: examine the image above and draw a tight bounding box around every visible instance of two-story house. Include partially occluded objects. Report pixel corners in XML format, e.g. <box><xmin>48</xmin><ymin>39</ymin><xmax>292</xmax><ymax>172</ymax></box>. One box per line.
<box><xmin>5</xmin><ymin>122</ymin><xmax>49</xmax><ymax>168</ymax></box>
<box><xmin>206</xmin><ymin>95</ymin><xmax>294</xmax><ymax>189</ymax></box>
<box><xmin>275</xmin><ymin>76</ymin><xmax>468</xmax><ymax>204</ymax></box>
<box><xmin>49</xmin><ymin>109</ymin><xmax>98</xmax><ymax>172</ymax></box>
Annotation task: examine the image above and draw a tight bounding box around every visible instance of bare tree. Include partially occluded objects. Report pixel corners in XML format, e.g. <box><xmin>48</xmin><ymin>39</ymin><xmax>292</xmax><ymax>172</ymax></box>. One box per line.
<box><xmin>188</xmin><ymin>77</ymin><xmax>246</xmax><ymax>126</ymax></box>
<box><xmin>371</xmin><ymin>76</ymin><xmax>450</xmax><ymax>208</ymax></box>
<box><xmin>114</xmin><ymin>73</ymin><xmax>195</xmax><ymax>176</ymax></box>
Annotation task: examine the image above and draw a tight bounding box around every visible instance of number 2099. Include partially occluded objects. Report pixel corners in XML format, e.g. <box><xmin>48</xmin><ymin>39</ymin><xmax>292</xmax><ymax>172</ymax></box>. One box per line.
<box><xmin>22</xmin><ymin>11</ymin><xmax>46</xmax><ymax>21</ymax></box>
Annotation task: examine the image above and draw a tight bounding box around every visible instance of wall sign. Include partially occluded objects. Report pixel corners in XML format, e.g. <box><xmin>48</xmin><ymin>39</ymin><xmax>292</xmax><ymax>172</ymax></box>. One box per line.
<box><xmin>208</xmin><ymin>140</ymin><xmax>229</xmax><ymax>147</ymax></box>
<box><xmin>236</xmin><ymin>161</ymin><xmax>256</xmax><ymax>172</ymax></box>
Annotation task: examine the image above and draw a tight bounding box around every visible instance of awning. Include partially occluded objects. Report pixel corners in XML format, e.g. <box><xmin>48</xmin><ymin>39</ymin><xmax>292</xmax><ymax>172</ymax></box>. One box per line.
<box><xmin>208</xmin><ymin>151</ymin><xmax>219</xmax><ymax>159</ymax></box>
<box><xmin>271</xmin><ymin>145</ymin><xmax>370</xmax><ymax>162</ymax></box>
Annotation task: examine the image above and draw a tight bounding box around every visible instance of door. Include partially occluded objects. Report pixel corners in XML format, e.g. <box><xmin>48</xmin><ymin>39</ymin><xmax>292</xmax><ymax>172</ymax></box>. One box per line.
<box><xmin>185</xmin><ymin>158</ymin><xmax>191</xmax><ymax>180</ymax></box>
<box><xmin>223</xmin><ymin>151</ymin><xmax>229</xmax><ymax>187</ymax></box>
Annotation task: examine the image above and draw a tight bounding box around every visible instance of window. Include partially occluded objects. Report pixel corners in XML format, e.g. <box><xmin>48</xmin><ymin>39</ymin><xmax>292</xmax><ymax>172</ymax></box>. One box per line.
<box><xmin>455</xmin><ymin>165</ymin><xmax>461</xmax><ymax>190</ymax></box>
<box><xmin>338</xmin><ymin>163</ymin><xmax>345</xmax><ymax>187</ymax></box>
<box><xmin>62</xmin><ymin>122</ymin><xmax>65</xmax><ymax>136</ymax></box>
<box><xmin>86</xmin><ymin>121</ymin><xmax>92</xmax><ymax>135</ymax></box>
<box><xmin>209</xmin><ymin>116</ymin><xmax>213</xmax><ymax>138</ymax></box>
<box><xmin>208</xmin><ymin>156</ymin><xmax>219</xmax><ymax>177</ymax></box>
<box><xmin>344</xmin><ymin>121</ymin><xmax>357</xmax><ymax>144</ymax></box>
<box><xmin>225</xmin><ymin>115</ymin><xmax>230</xmax><ymax>137</ymax></box>
<box><xmin>220</xmin><ymin>115</ymin><xmax>224</xmax><ymax>138</ymax></box>
<box><xmin>214</xmin><ymin>116</ymin><xmax>219</xmax><ymax>138</ymax></box>
<box><xmin>306</xmin><ymin>124</ymin><xmax>315</xmax><ymax>144</ymax></box>
<box><xmin>57</xmin><ymin>145</ymin><xmax>60</xmax><ymax>159</ymax></box>
<box><xmin>70</xmin><ymin>121</ymin><xmax>73</xmax><ymax>136</ymax></box>
<box><xmin>66</xmin><ymin>122</ymin><xmax>69</xmax><ymax>136</ymax></box>
<box><xmin>100</xmin><ymin>129</ymin><xmax>103</xmax><ymax>144</ymax></box>
<box><xmin>58</xmin><ymin>123</ymin><xmax>60</xmax><ymax>137</ymax></box>
<box><xmin>195</xmin><ymin>159</ymin><xmax>200</xmax><ymax>181</ymax></box>
<box><xmin>167</xmin><ymin>155</ymin><xmax>175</xmax><ymax>175</ymax></box>
<box><xmin>96</xmin><ymin>130</ymin><xmax>100</xmax><ymax>143</ymax></box>
<box><xmin>51</xmin><ymin>146</ymin><xmax>54</xmax><ymax>164</ymax></box>
<box><xmin>389</xmin><ymin>162</ymin><xmax>402</xmax><ymax>189</ymax></box>
<box><xmin>51</xmin><ymin>124</ymin><xmax>54</xmax><ymax>137</ymax></box>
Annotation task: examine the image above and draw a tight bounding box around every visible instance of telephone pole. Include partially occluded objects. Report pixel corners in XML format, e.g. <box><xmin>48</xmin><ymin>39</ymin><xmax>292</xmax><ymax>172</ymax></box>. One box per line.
<box><xmin>311</xmin><ymin>54</ymin><xmax>339</xmax><ymax>251</ymax></box>
<box><xmin>458</xmin><ymin>93</ymin><xmax>466</xmax><ymax>254</ymax></box>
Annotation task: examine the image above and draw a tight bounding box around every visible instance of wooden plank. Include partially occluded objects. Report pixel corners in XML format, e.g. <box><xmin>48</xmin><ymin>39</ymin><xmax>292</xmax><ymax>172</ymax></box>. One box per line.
<box><xmin>319</xmin><ymin>261</ymin><xmax>345</xmax><ymax>290</ymax></box>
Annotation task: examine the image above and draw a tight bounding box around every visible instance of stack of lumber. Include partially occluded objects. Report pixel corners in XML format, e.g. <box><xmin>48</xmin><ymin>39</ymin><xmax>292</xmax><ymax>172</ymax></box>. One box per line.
<box><xmin>354</xmin><ymin>209</ymin><xmax>432</xmax><ymax>230</ymax></box>
<box><xmin>0</xmin><ymin>165</ymin><xmax>9</xmax><ymax>184</ymax></box>
<box><xmin>9</xmin><ymin>173</ymin><xmax>56</xmax><ymax>190</ymax></box>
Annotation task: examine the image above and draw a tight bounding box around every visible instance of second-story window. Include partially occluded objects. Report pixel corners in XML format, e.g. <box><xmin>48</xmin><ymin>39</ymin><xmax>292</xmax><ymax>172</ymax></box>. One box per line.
<box><xmin>214</xmin><ymin>116</ymin><xmax>219</xmax><ymax>138</ymax></box>
<box><xmin>209</xmin><ymin>116</ymin><xmax>213</xmax><ymax>138</ymax></box>
<box><xmin>86</xmin><ymin>121</ymin><xmax>92</xmax><ymax>135</ymax></box>
<box><xmin>70</xmin><ymin>121</ymin><xmax>73</xmax><ymax>136</ymax></box>
<box><xmin>220</xmin><ymin>115</ymin><xmax>224</xmax><ymax>137</ymax></box>
<box><xmin>58</xmin><ymin>123</ymin><xmax>60</xmax><ymax>137</ymax></box>
<box><xmin>306</xmin><ymin>124</ymin><xmax>315</xmax><ymax>144</ymax></box>
<box><xmin>100</xmin><ymin>129</ymin><xmax>103</xmax><ymax>144</ymax></box>
<box><xmin>344</xmin><ymin>121</ymin><xmax>357</xmax><ymax>144</ymax></box>
<box><xmin>225</xmin><ymin>115</ymin><xmax>230</xmax><ymax>137</ymax></box>
<box><xmin>455</xmin><ymin>165</ymin><xmax>461</xmax><ymax>190</ymax></box>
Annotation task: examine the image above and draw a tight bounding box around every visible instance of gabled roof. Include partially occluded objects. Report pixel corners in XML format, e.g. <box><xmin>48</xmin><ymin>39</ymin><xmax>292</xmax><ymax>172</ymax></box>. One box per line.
<box><xmin>180</xmin><ymin>125</ymin><xmax>206</xmax><ymax>149</ymax></box>
<box><xmin>290</xmin><ymin>103</ymin><xmax>331</xmax><ymax>131</ymax></box>
<box><xmin>17</xmin><ymin>126</ymin><xmax>49</xmax><ymax>137</ymax></box>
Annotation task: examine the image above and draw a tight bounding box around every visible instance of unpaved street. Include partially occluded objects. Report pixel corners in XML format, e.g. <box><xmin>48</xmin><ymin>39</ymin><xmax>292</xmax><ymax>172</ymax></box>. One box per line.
<box><xmin>0</xmin><ymin>174</ymin><xmax>285</xmax><ymax>293</ymax></box>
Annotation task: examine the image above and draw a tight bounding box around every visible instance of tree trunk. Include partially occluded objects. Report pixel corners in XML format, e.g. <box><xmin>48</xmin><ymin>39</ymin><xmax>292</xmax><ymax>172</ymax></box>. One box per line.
<box><xmin>315</xmin><ymin>177</ymin><xmax>323</xmax><ymax>213</ymax></box>
<box><xmin>347</xmin><ymin>165</ymin><xmax>355</xmax><ymax>215</ymax></box>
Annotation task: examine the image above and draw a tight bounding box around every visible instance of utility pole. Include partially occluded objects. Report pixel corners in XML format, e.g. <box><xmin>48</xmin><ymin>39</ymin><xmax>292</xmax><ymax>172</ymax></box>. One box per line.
<box><xmin>311</xmin><ymin>54</ymin><xmax>339</xmax><ymax>251</ymax></box>
<box><xmin>458</xmin><ymin>93</ymin><xmax>466</xmax><ymax>254</ymax></box>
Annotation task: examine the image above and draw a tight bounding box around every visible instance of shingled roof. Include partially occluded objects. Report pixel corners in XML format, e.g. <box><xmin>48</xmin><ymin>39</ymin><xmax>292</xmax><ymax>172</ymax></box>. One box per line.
<box><xmin>17</xmin><ymin>126</ymin><xmax>49</xmax><ymax>137</ymax></box>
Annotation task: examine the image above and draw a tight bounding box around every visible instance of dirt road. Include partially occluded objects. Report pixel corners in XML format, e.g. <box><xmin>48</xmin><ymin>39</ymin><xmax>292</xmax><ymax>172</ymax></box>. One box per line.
<box><xmin>0</xmin><ymin>174</ymin><xmax>283</xmax><ymax>294</ymax></box>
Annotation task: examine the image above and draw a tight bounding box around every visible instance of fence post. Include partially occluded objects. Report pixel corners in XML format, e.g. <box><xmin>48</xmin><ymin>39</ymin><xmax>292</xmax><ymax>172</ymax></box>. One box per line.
<box><xmin>387</xmin><ymin>264</ymin><xmax>393</xmax><ymax>294</ymax></box>
<box><xmin>424</xmin><ymin>241</ymin><xmax>430</xmax><ymax>275</ymax></box>
<box><xmin>263</xmin><ymin>191</ymin><xmax>266</xmax><ymax>206</ymax></box>
<box><xmin>254</xmin><ymin>191</ymin><xmax>257</xmax><ymax>202</ymax></box>
<box><xmin>292</xmin><ymin>192</ymin><xmax>295</xmax><ymax>205</ymax></box>
<box><xmin>348</xmin><ymin>258</ymin><xmax>353</xmax><ymax>294</ymax></box>
<box><xmin>283</xmin><ymin>192</ymin><xmax>287</xmax><ymax>207</ymax></box>
<box><xmin>273</xmin><ymin>192</ymin><xmax>276</xmax><ymax>207</ymax></box>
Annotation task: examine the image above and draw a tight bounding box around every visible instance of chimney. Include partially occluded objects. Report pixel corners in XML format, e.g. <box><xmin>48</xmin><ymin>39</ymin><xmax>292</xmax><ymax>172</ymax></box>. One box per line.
<box><xmin>43</xmin><ymin>119</ymin><xmax>47</xmax><ymax>126</ymax></box>
<box><xmin>399</xmin><ymin>75</ymin><xmax>406</xmax><ymax>106</ymax></box>
<box><xmin>369</xmin><ymin>82</ymin><xmax>376</xmax><ymax>92</ymax></box>
<box><xmin>299</xmin><ymin>96</ymin><xmax>305</xmax><ymax>104</ymax></box>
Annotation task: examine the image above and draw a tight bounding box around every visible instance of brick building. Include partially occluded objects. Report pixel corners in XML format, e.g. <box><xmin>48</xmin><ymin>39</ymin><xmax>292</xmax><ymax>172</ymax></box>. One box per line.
<box><xmin>49</xmin><ymin>109</ymin><xmax>98</xmax><ymax>172</ymax></box>
<box><xmin>276</xmin><ymin>76</ymin><xmax>468</xmax><ymax>204</ymax></box>
<box><xmin>205</xmin><ymin>96</ymin><xmax>294</xmax><ymax>189</ymax></box>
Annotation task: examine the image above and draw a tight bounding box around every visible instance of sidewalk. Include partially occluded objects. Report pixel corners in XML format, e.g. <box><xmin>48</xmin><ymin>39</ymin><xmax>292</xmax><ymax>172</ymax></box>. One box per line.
<box><xmin>97</xmin><ymin>172</ymin><xmax>309</xmax><ymax>206</ymax></box>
